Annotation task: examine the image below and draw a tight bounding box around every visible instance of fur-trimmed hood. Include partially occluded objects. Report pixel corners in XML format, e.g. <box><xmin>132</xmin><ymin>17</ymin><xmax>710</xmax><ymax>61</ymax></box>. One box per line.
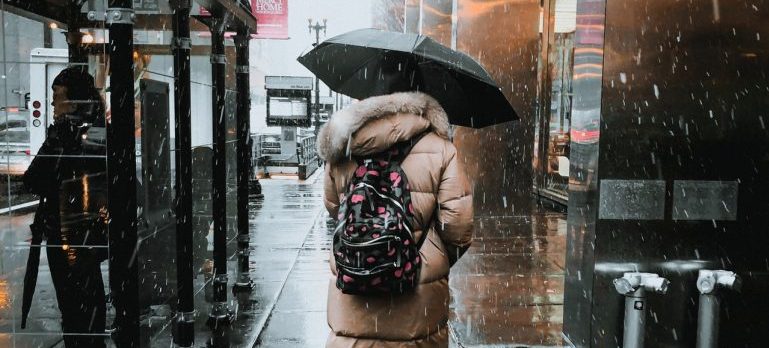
<box><xmin>317</xmin><ymin>92</ymin><xmax>450</xmax><ymax>163</ymax></box>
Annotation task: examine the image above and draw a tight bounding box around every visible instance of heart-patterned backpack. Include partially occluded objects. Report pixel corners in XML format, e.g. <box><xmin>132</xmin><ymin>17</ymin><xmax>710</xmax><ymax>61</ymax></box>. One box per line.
<box><xmin>333</xmin><ymin>133</ymin><xmax>427</xmax><ymax>295</ymax></box>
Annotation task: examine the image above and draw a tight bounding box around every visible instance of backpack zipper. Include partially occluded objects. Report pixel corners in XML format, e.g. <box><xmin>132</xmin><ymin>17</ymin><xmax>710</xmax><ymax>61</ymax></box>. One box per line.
<box><xmin>340</xmin><ymin>234</ymin><xmax>401</xmax><ymax>248</ymax></box>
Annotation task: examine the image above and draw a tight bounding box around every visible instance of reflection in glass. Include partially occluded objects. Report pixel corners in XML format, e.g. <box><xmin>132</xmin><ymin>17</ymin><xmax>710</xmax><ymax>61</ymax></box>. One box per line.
<box><xmin>539</xmin><ymin>0</ymin><xmax>576</xmax><ymax>199</ymax></box>
<box><xmin>21</xmin><ymin>67</ymin><xmax>108</xmax><ymax>347</ymax></box>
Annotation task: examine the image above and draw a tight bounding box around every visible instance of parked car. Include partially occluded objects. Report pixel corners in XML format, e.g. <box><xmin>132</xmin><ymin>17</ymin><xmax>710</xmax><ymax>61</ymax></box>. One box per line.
<box><xmin>0</xmin><ymin>110</ymin><xmax>31</xmax><ymax>176</ymax></box>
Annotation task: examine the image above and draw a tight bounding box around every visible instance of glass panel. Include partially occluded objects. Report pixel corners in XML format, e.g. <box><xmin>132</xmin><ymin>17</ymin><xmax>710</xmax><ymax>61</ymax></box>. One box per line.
<box><xmin>1</xmin><ymin>1</ymin><xmax>114</xmax><ymax>346</ymax></box>
<box><xmin>405</xmin><ymin>0</ymin><xmax>421</xmax><ymax>34</ymax></box>
<box><xmin>421</xmin><ymin>0</ymin><xmax>454</xmax><ymax>46</ymax></box>
<box><xmin>542</xmin><ymin>0</ymin><xmax>576</xmax><ymax>197</ymax></box>
<box><xmin>130</xmin><ymin>9</ymin><xmax>182</xmax><ymax>342</ymax></box>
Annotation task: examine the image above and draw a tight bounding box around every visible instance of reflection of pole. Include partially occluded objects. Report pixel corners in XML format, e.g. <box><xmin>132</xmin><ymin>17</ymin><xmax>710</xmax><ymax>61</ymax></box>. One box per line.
<box><xmin>207</xmin><ymin>15</ymin><xmax>233</xmax><ymax>329</ymax></box>
<box><xmin>308</xmin><ymin>19</ymin><xmax>327</xmax><ymax>136</ymax></box>
<box><xmin>65</xmin><ymin>3</ymin><xmax>87</xmax><ymax>64</ymax></box>
<box><xmin>613</xmin><ymin>272</ymin><xmax>670</xmax><ymax>348</ymax></box>
<box><xmin>105</xmin><ymin>1</ymin><xmax>139</xmax><ymax>346</ymax></box>
<box><xmin>171</xmin><ymin>0</ymin><xmax>195</xmax><ymax>346</ymax></box>
<box><xmin>233</xmin><ymin>31</ymin><xmax>253</xmax><ymax>292</ymax></box>
<box><xmin>696</xmin><ymin>270</ymin><xmax>741</xmax><ymax>348</ymax></box>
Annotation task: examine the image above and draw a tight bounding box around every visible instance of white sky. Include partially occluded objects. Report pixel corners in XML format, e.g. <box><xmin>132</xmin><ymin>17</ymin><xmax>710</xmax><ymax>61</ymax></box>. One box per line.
<box><xmin>250</xmin><ymin>0</ymin><xmax>374</xmax><ymax>88</ymax></box>
<box><xmin>248</xmin><ymin>0</ymin><xmax>374</xmax><ymax>133</ymax></box>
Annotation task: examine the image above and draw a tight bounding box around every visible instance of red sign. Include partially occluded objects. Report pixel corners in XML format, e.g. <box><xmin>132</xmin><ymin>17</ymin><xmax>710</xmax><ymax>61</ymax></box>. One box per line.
<box><xmin>252</xmin><ymin>0</ymin><xmax>289</xmax><ymax>39</ymax></box>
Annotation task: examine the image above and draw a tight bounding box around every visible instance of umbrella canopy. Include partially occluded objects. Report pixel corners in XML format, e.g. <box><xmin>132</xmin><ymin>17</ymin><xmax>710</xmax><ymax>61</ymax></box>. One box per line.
<box><xmin>297</xmin><ymin>28</ymin><xmax>518</xmax><ymax>128</ymax></box>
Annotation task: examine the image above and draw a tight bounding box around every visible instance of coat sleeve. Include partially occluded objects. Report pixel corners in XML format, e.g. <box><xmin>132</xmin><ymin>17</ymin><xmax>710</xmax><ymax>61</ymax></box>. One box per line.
<box><xmin>23</xmin><ymin>132</ymin><xmax>64</xmax><ymax>195</ymax></box>
<box><xmin>435</xmin><ymin>143</ymin><xmax>474</xmax><ymax>266</ymax></box>
<box><xmin>323</xmin><ymin>164</ymin><xmax>340</xmax><ymax>218</ymax></box>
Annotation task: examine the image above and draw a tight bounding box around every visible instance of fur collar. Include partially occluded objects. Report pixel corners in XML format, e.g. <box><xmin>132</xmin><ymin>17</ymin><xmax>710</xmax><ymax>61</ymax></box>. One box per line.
<box><xmin>317</xmin><ymin>91</ymin><xmax>449</xmax><ymax>163</ymax></box>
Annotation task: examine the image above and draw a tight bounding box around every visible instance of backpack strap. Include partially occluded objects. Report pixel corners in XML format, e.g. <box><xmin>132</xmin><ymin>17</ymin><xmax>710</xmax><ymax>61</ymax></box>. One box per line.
<box><xmin>405</xmin><ymin>131</ymin><xmax>430</xmax><ymax>249</ymax></box>
<box><xmin>401</xmin><ymin>131</ymin><xmax>428</xmax><ymax>159</ymax></box>
<box><xmin>416</xmin><ymin>220</ymin><xmax>431</xmax><ymax>249</ymax></box>
<box><xmin>385</xmin><ymin>130</ymin><xmax>429</xmax><ymax>164</ymax></box>
<box><xmin>352</xmin><ymin>130</ymin><xmax>430</xmax><ymax>164</ymax></box>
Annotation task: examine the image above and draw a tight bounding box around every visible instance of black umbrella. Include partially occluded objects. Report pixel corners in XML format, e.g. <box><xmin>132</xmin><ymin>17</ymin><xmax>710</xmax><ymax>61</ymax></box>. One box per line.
<box><xmin>21</xmin><ymin>222</ymin><xmax>43</xmax><ymax>329</ymax></box>
<box><xmin>297</xmin><ymin>28</ymin><xmax>518</xmax><ymax>128</ymax></box>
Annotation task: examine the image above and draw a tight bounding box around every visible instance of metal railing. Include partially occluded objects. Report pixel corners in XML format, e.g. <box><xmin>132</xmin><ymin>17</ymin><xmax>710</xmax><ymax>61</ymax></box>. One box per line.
<box><xmin>297</xmin><ymin>135</ymin><xmax>317</xmax><ymax>165</ymax></box>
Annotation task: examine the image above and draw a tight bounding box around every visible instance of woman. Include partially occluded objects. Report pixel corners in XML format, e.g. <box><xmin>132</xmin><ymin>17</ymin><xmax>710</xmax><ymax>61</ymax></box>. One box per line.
<box><xmin>23</xmin><ymin>67</ymin><xmax>107</xmax><ymax>348</ymax></box>
<box><xmin>319</xmin><ymin>91</ymin><xmax>474</xmax><ymax>347</ymax></box>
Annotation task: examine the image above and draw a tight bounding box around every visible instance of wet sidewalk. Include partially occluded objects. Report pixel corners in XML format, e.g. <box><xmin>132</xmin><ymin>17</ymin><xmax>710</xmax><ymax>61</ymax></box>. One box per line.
<box><xmin>1</xmin><ymin>170</ymin><xmax>566</xmax><ymax>347</ymax></box>
<box><xmin>190</xmin><ymin>173</ymin><xmax>329</xmax><ymax>347</ymax></box>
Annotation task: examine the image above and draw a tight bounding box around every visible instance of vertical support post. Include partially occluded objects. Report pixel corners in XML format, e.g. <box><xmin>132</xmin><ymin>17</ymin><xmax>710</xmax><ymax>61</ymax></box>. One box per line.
<box><xmin>233</xmin><ymin>31</ymin><xmax>254</xmax><ymax>291</ymax></box>
<box><xmin>308</xmin><ymin>19</ymin><xmax>326</xmax><ymax>135</ymax></box>
<box><xmin>44</xmin><ymin>23</ymin><xmax>54</xmax><ymax>48</ymax></box>
<box><xmin>314</xmin><ymin>28</ymin><xmax>320</xmax><ymax>134</ymax></box>
<box><xmin>64</xmin><ymin>6</ymin><xmax>87</xmax><ymax>65</ymax></box>
<box><xmin>171</xmin><ymin>0</ymin><xmax>195</xmax><ymax>346</ymax></box>
<box><xmin>697</xmin><ymin>293</ymin><xmax>720</xmax><ymax>348</ymax></box>
<box><xmin>696</xmin><ymin>270</ymin><xmax>741</xmax><ymax>348</ymax></box>
<box><xmin>314</xmin><ymin>76</ymin><xmax>320</xmax><ymax>135</ymax></box>
<box><xmin>613</xmin><ymin>272</ymin><xmax>670</xmax><ymax>348</ymax></box>
<box><xmin>535</xmin><ymin>0</ymin><xmax>554</xmax><ymax>194</ymax></box>
<box><xmin>106</xmin><ymin>1</ymin><xmax>139</xmax><ymax>347</ymax></box>
<box><xmin>207</xmin><ymin>15</ymin><xmax>233</xmax><ymax>329</ymax></box>
<box><xmin>621</xmin><ymin>288</ymin><xmax>647</xmax><ymax>348</ymax></box>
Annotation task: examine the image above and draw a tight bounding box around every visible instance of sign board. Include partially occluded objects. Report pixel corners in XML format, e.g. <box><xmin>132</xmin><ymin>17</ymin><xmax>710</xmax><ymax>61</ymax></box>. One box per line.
<box><xmin>196</xmin><ymin>0</ymin><xmax>289</xmax><ymax>39</ymax></box>
<box><xmin>265</xmin><ymin>76</ymin><xmax>312</xmax><ymax>127</ymax></box>
<box><xmin>266</xmin><ymin>93</ymin><xmax>311</xmax><ymax>127</ymax></box>
<box><xmin>133</xmin><ymin>0</ymin><xmax>170</xmax><ymax>14</ymax></box>
<box><xmin>133</xmin><ymin>0</ymin><xmax>159</xmax><ymax>11</ymax></box>
<box><xmin>269</xmin><ymin>98</ymin><xmax>308</xmax><ymax>118</ymax></box>
<box><xmin>265</xmin><ymin>76</ymin><xmax>313</xmax><ymax>90</ymax></box>
<box><xmin>252</xmin><ymin>0</ymin><xmax>289</xmax><ymax>39</ymax></box>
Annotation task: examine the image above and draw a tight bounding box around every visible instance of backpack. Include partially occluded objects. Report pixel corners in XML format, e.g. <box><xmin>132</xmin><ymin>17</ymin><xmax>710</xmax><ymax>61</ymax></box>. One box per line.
<box><xmin>333</xmin><ymin>134</ymin><xmax>427</xmax><ymax>295</ymax></box>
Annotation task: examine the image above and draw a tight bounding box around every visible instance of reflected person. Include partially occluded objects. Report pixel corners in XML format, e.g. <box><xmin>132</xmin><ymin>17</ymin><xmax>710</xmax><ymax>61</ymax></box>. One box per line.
<box><xmin>23</xmin><ymin>67</ymin><xmax>108</xmax><ymax>348</ymax></box>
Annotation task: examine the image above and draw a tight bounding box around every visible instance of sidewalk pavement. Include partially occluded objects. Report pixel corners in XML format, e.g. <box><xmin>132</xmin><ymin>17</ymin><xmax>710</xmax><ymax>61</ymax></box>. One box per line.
<box><xmin>0</xmin><ymin>168</ymin><xmax>566</xmax><ymax>347</ymax></box>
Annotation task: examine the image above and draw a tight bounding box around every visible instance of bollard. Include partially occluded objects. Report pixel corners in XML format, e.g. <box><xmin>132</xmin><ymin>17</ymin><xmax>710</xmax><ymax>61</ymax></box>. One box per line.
<box><xmin>613</xmin><ymin>272</ymin><xmax>670</xmax><ymax>348</ymax></box>
<box><xmin>696</xmin><ymin>270</ymin><xmax>741</xmax><ymax>348</ymax></box>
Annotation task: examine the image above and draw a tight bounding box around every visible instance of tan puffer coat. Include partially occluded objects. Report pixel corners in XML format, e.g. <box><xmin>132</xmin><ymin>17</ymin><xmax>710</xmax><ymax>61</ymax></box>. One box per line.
<box><xmin>318</xmin><ymin>92</ymin><xmax>474</xmax><ymax>347</ymax></box>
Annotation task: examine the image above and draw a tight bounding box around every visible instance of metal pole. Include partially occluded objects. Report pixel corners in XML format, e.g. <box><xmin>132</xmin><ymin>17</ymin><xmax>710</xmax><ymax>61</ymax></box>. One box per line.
<box><xmin>314</xmin><ymin>25</ymin><xmax>320</xmax><ymax>136</ymax></box>
<box><xmin>65</xmin><ymin>3</ymin><xmax>87</xmax><ymax>65</ymax></box>
<box><xmin>106</xmin><ymin>1</ymin><xmax>139</xmax><ymax>347</ymax></box>
<box><xmin>315</xmin><ymin>26</ymin><xmax>320</xmax><ymax>134</ymax></box>
<box><xmin>696</xmin><ymin>270</ymin><xmax>741</xmax><ymax>348</ymax></box>
<box><xmin>314</xmin><ymin>75</ymin><xmax>320</xmax><ymax>135</ymax></box>
<box><xmin>233</xmin><ymin>31</ymin><xmax>253</xmax><ymax>291</ymax></box>
<box><xmin>697</xmin><ymin>293</ymin><xmax>720</xmax><ymax>348</ymax></box>
<box><xmin>44</xmin><ymin>23</ymin><xmax>54</xmax><ymax>48</ymax></box>
<box><xmin>308</xmin><ymin>19</ymin><xmax>326</xmax><ymax>136</ymax></box>
<box><xmin>171</xmin><ymin>0</ymin><xmax>195</xmax><ymax>345</ymax></box>
<box><xmin>207</xmin><ymin>15</ymin><xmax>232</xmax><ymax>329</ymax></box>
<box><xmin>613</xmin><ymin>272</ymin><xmax>670</xmax><ymax>348</ymax></box>
<box><xmin>622</xmin><ymin>288</ymin><xmax>647</xmax><ymax>348</ymax></box>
